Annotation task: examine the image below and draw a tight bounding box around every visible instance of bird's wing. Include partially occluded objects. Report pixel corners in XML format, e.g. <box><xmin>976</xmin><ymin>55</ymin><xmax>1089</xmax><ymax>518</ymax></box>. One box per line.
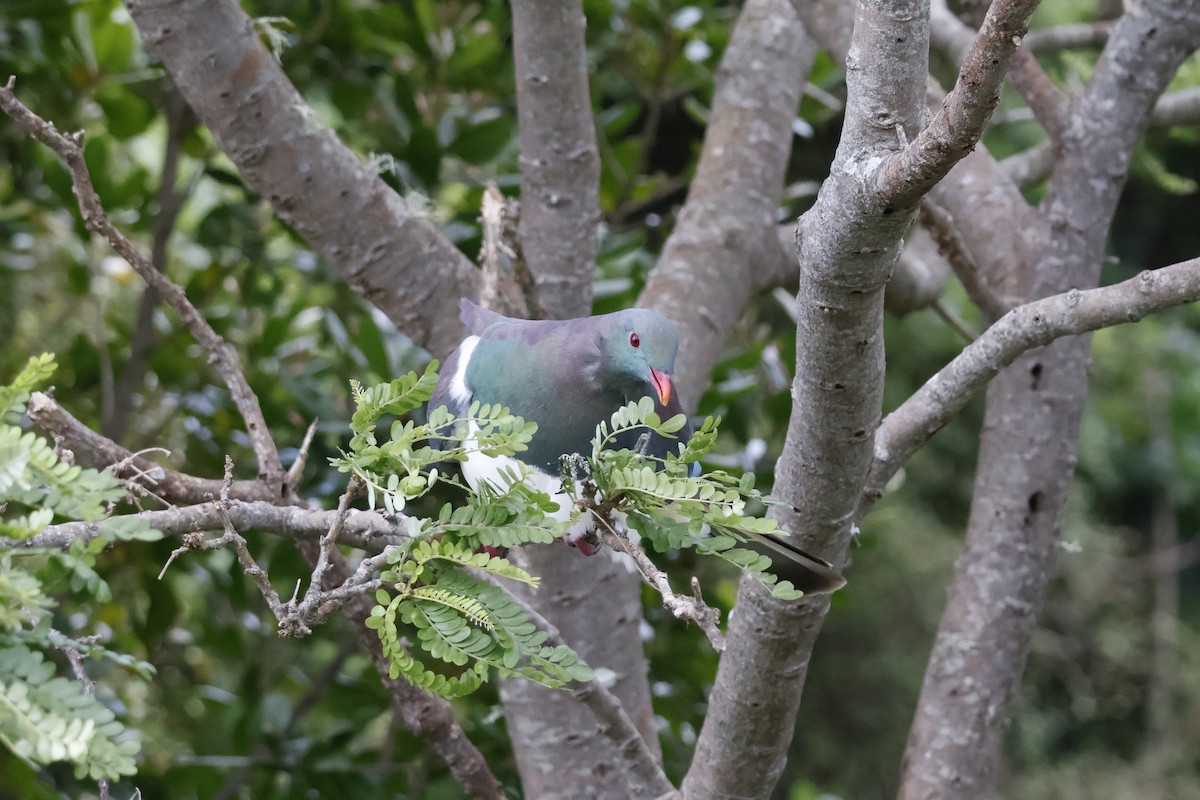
<box><xmin>459</xmin><ymin>298</ymin><xmax>510</xmax><ymax>335</ymax></box>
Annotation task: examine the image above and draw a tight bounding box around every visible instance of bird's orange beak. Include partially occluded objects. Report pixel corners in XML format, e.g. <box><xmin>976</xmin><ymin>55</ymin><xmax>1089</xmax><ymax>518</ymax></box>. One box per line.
<box><xmin>649</xmin><ymin>367</ymin><xmax>673</xmax><ymax>406</ymax></box>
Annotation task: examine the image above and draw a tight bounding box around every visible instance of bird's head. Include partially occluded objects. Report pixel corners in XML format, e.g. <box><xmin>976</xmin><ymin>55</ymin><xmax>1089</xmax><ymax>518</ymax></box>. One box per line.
<box><xmin>598</xmin><ymin>308</ymin><xmax>681</xmax><ymax>407</ymax></box>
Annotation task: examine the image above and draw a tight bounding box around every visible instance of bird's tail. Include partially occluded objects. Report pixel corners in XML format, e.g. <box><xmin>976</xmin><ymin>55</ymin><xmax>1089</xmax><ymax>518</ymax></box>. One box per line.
<box><xmin>748</xmin><ymin>533</ymin><xmax>846</xmax><ymax>594</ymax></box>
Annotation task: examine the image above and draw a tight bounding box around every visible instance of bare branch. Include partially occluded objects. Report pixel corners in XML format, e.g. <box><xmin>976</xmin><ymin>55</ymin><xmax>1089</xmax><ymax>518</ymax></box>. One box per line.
<box><xmin>1150</xmin><ymin>86</ymin><xmax>1200</xmax><ymax>127</ymax></box>
<box><xmin>106</xmin><ymin>90</ymin><xmax>194</xmax><ymax>442</ymax></box>
<box><xmin>931</xmin><ymin>0</ymin><xmax>1067</xmax><ymax>143</ymax></box>
<box><xmin>284</xmin><ymin>419</ymin><xmax>319</xmax><ymax>497</ymax></box>
<box><xmin>1004</xmin><ymin>86</ymin><xmax>1200</xmax><ymax>187</ymax></box>
<box><xmin>55</xmin><ymin>633</ymin><xmax>112</xmax><ymax>800</ymax></box>
<box><xmin>681</xmin><ymin>2</ymin><xmax>937</xmax><ymax>795</ymax></box>
<box><xmin>304</xmin><ymin>477</ymin><xmax>362</xmax><ymax>608</ymax></box>
<box><xmin>884</xmin><ymin>226</ymin><xmax>952</xmax><ymax>316</ymax></box>
<box><xmin>882</xmin><ymin>0</ymin><xmax>1043</xmax><ymax>210</ymax></box>
<box><xmin>592</xmin><ymin>514</ymin><xmax>725</xmax><ymax>652</ymax></box>
<box><xmin>478</xmin><ymin>181</ymin><xmax>530</xmax><ymax>317</ymax></box>
<box><xmin>900</xmin><ymin>2</ymin><xmax>1200</xmax><ymax>792</ymax></box>
<box><xmin>12</xmin><ymin>499</ymin><xmax>408</xmax><ymax>553</ymax></box>
<box><xmin>1007</xmin><ymin>47</ymin><xmax>1068</xmax><ymax>143</ymax></box>
<box><xmin>919</xmin><ymin>200</ymin><xmax>1017</xmax><ymax>321</ymax></box>
<box><xmin>641</xmin><ymin>0</ymin><xmax>816</xmax><ymax>407</ymax></box>
<box><xmin>929</xmin><ymin>0</ymin><xmax>975</xmax><ymax>64</ymax></box>
<box><xmin>1024</xmin><ymin>20</ymin><xmax>1111</xmax><ymax>52</ymax></box>
<box><xmin>1001</xmin><ymin>138</ymin><xmax>1055</xmax><ymax>186</ymax></box>
<box><xmin>26</xmin><ymin>392</ymin><xmax>276</xmax><ymax>505</ymax></box>
<box><xmin>0</xmin><ymin>79</ymin><xmax>285</xmax><ymax>493</ymax></box>
<box><xmin>486</xmin><ymin>575</ymin><xmax>678</xmax><ymax>800</ymax></box>
<box><xmin>159</xmin><ymin>460</ymin><xmax>287</xmax><ymax>620</ymax></box>
<box><xmin>864</xmin><ymin>257</ymin><xmax>1200</xmax><ymax>513</ymax></box>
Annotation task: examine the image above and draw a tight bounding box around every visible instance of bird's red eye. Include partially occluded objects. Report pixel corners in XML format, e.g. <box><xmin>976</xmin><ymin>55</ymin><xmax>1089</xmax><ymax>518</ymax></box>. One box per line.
<box><xmin>629</xmin><ymin>331</ymin><xmax>640</xmax><ymax>348</ymax></box>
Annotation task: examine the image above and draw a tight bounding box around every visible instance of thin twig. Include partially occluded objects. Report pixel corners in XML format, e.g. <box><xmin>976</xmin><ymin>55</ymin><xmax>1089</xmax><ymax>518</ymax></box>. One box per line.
<box><xmin>931</xmin><ymin>298</ymin><xmax>981</xmax><ymax>343</ymax></box>
<box><xmin>920</xmin><ymin>200</ymin><xmax>1017</xmax><ymax>321</ymax></box>
<box><xmin>56</xmin><ymin>633</ymin><xmax>112</xmax><ymax>800</ymax></box>
<box><xmin>306</xmin><ymin>476</ymin><xmax>361</xmax><ymax>595</ymax></box>
<box><xmin>284</xmin><ymin>418</ymin><xmax>319</xmax><ymax>497</ymax></box>
<box><xmin>0</xmin><ymin>77</ymin><xmax>284</xmax><ymax>494</ymax></box>
<box><xmin>590</xmin><ymin>511</ymin><xmax>725</xmax><ymax>652</ymax></box>
<box><xmin>157</xmin><ymin>458</ymin><xmax>288</xmax><ymax>624</ymax></box>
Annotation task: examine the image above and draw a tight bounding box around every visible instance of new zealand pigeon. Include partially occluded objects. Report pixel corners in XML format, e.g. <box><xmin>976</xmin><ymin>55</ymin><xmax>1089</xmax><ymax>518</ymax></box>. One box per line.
<box><xmin>429</xmin><ymin>299</ymin><xmax>845</xmax><ymax>593</ymax></box>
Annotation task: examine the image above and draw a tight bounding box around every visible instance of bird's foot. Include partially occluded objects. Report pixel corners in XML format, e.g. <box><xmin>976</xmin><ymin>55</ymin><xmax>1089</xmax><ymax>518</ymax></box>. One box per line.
<box><xmin>568</xmin><ymin>534</ymin><xmax>601</xmax><ymax>556</ymax></box>
<box><xmin>563</xmin><ymin>508</ymin><xmax>601</xmax><ymax>556</ymax></box>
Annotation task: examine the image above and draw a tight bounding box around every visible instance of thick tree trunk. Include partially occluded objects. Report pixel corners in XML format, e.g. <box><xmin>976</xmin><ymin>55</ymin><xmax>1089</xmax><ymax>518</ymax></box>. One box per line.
<box><xmin>500</xmin><ymin>4</ymin><xmax>658</xmax><ymax>798</ymax></box>
<box><xmin>510</xmin><ymin>0</ymin><xmax>601</xmax><ymax>321</ymax></box>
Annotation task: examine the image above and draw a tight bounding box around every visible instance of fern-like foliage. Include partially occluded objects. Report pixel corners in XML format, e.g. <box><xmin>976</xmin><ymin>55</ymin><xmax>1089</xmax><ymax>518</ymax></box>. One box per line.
<box><xmin>336</xmin><ymin>366</ymin><xmax>810</xmax><ymax>700</ymax></box>
<box><xmin>0</xmin><ymin>643</ymin><xmax>139</xmax><ymax>780</ymax></box>
<box><xmin>0</xmin><ymin>354</ymin><xmax>157</xmax><ymax>782</ymax></box>
<box><xmin>582</xmin><ymin>396</ymin><xmax>806</xmax><ymax>600</ymax></box>
<box><xmin>365</xmin><ymin>539</ymin><xmax>592</xmax><ymax>695</ymax></box>
<box><xmin>337</xmin><ymin>368</ymin><xmax>587</xmax><ymax>696</ymax></box>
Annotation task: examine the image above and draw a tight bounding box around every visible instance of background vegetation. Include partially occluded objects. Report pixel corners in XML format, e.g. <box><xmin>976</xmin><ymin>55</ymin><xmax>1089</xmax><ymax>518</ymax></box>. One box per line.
<box><xmin>1</xmin><ymin>1</ymin><xmax>1198</xmax><ymax>798</ymax></box>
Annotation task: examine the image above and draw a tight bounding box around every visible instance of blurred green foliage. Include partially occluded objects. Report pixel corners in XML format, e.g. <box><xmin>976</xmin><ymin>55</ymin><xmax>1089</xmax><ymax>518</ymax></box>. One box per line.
<box><xmin>1</xmin><ymin>1</ymin><xmax>1198</xmax><ymax>798</ymax></box>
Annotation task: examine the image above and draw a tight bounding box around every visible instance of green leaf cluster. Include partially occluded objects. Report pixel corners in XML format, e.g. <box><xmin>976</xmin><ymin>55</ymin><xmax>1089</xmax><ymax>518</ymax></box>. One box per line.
<box><xmin>585</xmin><ymin>397</ymin><xmax>805</xmax><ymax>601</ymax></box>
<box><xmin>0</xmin><ymin>643</ymin><xmax>139</xmax><ymax>781</ymax></box>
<box><xmin>337</xmin><ymin>367</ymin><xmax>582</xmax><ymax>697</ymax></box>
<box><xmin>366</xmin><ymin>539</ymin><xmax>592</xmax><ymax>697</ymax></box>
<box><xmin>0</xmin><ymin>355</ymin><xmax>157</xmax><ymax>781</ymax></box>
<box><xmin>335</xmin><ymin>361</ymin><xmax>542</xmax><ymax>515</ymax></box>
<box><xmin>337</xmin><ymin>370</ymin><xmax>807</xmax><ymax>700</ymax></box>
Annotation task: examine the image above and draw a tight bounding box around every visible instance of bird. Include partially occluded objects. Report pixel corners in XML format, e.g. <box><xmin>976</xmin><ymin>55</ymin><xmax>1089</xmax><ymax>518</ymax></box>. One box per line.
<box><xmin>428</xmin><ymin>298</ymin><xmax>845</xmax><ymax>594</ymax></box>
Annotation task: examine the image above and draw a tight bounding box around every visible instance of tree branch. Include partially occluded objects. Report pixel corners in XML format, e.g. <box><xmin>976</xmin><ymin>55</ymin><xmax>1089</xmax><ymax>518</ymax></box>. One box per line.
<box><xmin>641</xmin><ymin>0</ymin><xmax>817</xmax><ymax>408</ymax></box>
<box><xmin>681</xmin><ymin>1</ymin><xmax>936</xmax><ymax>795</ymax></box>
<box><xmin>510</xmin><ymin>0</ymin><xmax>600</xmax><ymax>320</ymax></box>
<box><xmin>1023</xmin><ymin>20</ymin><xmax>1111</xmax><ymax>52</ymax></box>
<box><xmin>899</xmin><ymin>0</ymin><xmax>1200</xmax><ymax>794</ymax></box>
<box><xmin>1003</xmin><ymin>85</ymin><xmax>1200</xmax><ymax>187</ymax></box>
<box><xmin>105</xmin><ymin>89</ymin><xmax>194</xmax><ymax>443</ymax></box>
<box><xmin>919</xmin><ymin>199</ymin><xmax>1017</xmax><ymax>321</ymax></box>
<box><xmin>489</xmin><ymin>576</ymin><xmax>679</xmax><ymax>800</ymax></box>
<box><xmin>592</xmin><ymin>515</ymin><xmax>725</xmax><ymax>652</ymax></box>
<box><xmin>931</xmin><ymin>0</ymin><xmax>1067</xmax><ymax>144</ymax></box>
<box><xmin>862</xmin><ymin>257</ymin><xmax>1200</xmax><ymax>513</ymax></box>
<box><xmin>124</xmin><ymin>0</ymin><xmax>493</xmax><ymax>359</ymax></box>
<box><xmin>496</xmin><ymin>5</ymin><xmax>657</xmax><ymax>796</ymax></box>
<box><xmin>1006</xmin><ymin>46</ymin><xmax>1069</xmax><ymax>144</ymax></box>
<box><xmin>881</xmin><ymin>0</ymin><xmax>1043</xmax><ymax>211</ymax></box>
<box><xmin>25</xmin><ymin>392</ymin><xmax>277</xmax><ymax>505</ymax></box>
<box><xmin>12</xmin><ymin>498</ymin><xmax>408</xmax><ymax>553</ymax></box>
<box><xmin>0</xmin><ymin>77</ymin><xmax>285</xmax><ymax>494</ymax></box>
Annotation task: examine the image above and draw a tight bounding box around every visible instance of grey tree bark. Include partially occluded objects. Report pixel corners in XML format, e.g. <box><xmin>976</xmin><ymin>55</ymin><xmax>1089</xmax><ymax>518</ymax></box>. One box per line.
<box><xmin>125</xmin><ymin>0</ymin><xmax>485</xmax><ymax>359</ymax></box>
<box><xmin>683</xmin><ymin>1</ymin><xmax>1042</xmax><ymax>796</ymax></box>
<box><xmin>498</xmin><ymin>4</ymin><xmax>662</xmax><ymax>798</ymax></box>
<box><xmin>898</xmin><ymin>3</ymin><xmax>1200</xmax><ymax>797</ymax></box>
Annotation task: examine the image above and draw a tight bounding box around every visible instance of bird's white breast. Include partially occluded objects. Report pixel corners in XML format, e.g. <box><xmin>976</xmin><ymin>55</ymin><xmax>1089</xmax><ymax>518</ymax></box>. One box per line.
<box><xmin>460</xmin><ymin>421</ymin><xmax>574</xmax><ymax>522</ymax></box>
